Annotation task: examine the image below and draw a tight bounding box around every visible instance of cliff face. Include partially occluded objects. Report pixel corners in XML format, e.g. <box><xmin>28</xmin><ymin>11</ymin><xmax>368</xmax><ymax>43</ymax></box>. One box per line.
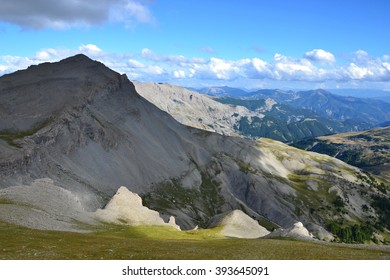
<box><xmin>133</xmin><ymin>81</ymin><xmax>259</xmax><ymax>136</ymax></box>
<box><xmin>0</xmin><ymin>55</ymin><xmax>387</xmax><ymax>236</ymax></box>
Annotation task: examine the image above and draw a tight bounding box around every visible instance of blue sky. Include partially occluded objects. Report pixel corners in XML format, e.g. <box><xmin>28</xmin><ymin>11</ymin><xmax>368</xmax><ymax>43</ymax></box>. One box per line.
<box><xmin>1</xmin><ymin>0</ymin><xmax>390</xmax><ymax>90</ymax></box>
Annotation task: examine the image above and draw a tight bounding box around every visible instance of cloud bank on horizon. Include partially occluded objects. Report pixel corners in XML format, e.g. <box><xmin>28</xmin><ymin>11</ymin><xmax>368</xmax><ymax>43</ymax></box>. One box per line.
<box><xmin>0</xmin><ymin>0</ymin><xmax>389</xmax><ymax>90</ymax></box>
<box><xmin>2</xmin><ymin>44</ymin><xmax>390</xmax><ymax>90</ymax></box>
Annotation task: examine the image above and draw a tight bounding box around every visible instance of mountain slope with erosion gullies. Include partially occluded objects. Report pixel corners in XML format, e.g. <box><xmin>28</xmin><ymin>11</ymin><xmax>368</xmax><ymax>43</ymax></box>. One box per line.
<box><xmin>0</xmin><ymin>55</ymin><xmax>389</xmax><ymax>243</ymax></box>
<box><xmin>133</xmin><ymin>82</ymin><xmax>260</xmax><ymax>136</ymax></box>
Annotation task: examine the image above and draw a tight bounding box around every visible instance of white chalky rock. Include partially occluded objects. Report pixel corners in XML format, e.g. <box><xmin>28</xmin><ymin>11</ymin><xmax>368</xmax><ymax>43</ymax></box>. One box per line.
<box><xmin>95</xmin><ymin>186</ymin><xmax>180</xmax><ymax>229</ymax></box>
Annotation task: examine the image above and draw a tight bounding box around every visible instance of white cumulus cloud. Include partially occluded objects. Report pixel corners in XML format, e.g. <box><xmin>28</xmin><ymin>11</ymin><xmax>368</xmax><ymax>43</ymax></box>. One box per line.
<box><xmin>127</xmin><ymin>59</ymin><xmax>145</xmax><ymax>68</ymax></box>
<box><xmin>110</xmin><ymin>0</ymin><xmax>155</xmax><ymax>28</ymax></box>
<box><xmin>173</xmin><ymin>70</ymin><xmax>186</xmax><ymax>79</ymax></box>
<box><xmin>79</xmin><ymin>44</ymin><xmax>103</xmax><ymax>56</ymax></box>
<box><xmin>354</xmin><ymin>50</ymin><xmax>369</xmax><ymax>58</ymax></box>
<box><xmin>141</xmin><ymin>48</ymin><xmax>205</xmax><ymax>65</ymax></box>
<box><xmin>2</xmin><ymin>46</ymin><xmax>390</xmax><ymax>89</ymax></box>
<box><xmin>345</xmin><ymin>63</ymin><xmax>371</xmax><ymax>79</ymax></box>
<box><xmin>209</xmin><ymin>58</ymin><xmax>238</xmax><ymax>80</ymax></box>
<box><xmin>0</xmin><ymin>65</ymin><xmax>9</xmax><ymax>73</ymax></box>
<box><xmin>35</xmin><ymin>49</ymin><xmax>58</xmax><ymax>60</ymax></box>
<box><xmin>273</xmin><ymin>53</ymin><xmax>317</xmax><ymax>80</ymax></box>
<box><xmin>304</xmin><ymin>49</ymin><xmax>335</xmax><ymax>64</ymax></box>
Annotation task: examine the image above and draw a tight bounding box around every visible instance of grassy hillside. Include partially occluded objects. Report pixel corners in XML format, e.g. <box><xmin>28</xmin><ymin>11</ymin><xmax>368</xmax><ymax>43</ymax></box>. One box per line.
<box><xmin>292</xmin><ymin>126</ymin><xmax>390</xmax><ymax>181</ymax></box>
<box><xmin>1</xmin><ymin>221</ymin><xmax>389</xmax><ymax>260</ymax></box>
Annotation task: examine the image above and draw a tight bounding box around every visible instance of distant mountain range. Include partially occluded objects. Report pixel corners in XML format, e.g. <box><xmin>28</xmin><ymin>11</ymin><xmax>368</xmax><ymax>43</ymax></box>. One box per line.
<box><xmin>331</xmin><ymin>89</ymin><xmax>390</xmax><ymax>103</ymax></box>
<box><xmin>190</xmin><ymin>86</ymin><xmax>249</xmax><ymax>97</ymax></box>
<box><xmin>282</xmin><ymin>89</ymin><xmax>390</xmax><ymax>125</ymax></box>
<box><xmin>195</xmin><ymin>86</ymin><xmax>390</xmax><ymax>103</ymax></box>
<box><xmin>138</xmin><ymin>85</ymin><xmax>390</xmax><ymax>143</ymax></box>
<box><xmin>209</xmin><ymin>87</ymin><xmax>390</xmax><ymax>125</ymax></box>
<box><xmin>192</xmin><ymin>87</ymin><xmax>390</xmax><ymax>140</ymax></box>
<box><xmin>215</xmin><ymin>96</ymin><xmax>373</xmax><ymax>142</ymax></box>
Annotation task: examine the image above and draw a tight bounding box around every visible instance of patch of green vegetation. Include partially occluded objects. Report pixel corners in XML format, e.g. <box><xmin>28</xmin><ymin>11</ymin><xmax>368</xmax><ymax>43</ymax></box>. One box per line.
<box><xmin>0</xmin><ymin>197</ymin><xmax>13</xmax><ymax>205</ymax></box>
<box><xmin>199</xmin><ymin>172</ymin><xmax>225</xmax><ymax>217</ymax></box>
<box><xmin>0</xmin><ymin>118</ymin><xmax>52</xmax><ymax>148</ymax></box>
<box><xmin>1</xmin><ymin>221</ymin><xmax>390</xmax><ymax>260</ymax></box>
<box><xmin>0</xmin><ymin>132</ymin><xmax>23</xmax><ymax>148</ymax></box>
<box><xmin>287</xmin><ymin>172</ymin><xmax>345</xmax><ymax>221</ymax></box>
<box><xmin>287</xmin><ymin>173</ymin><xmax>308</xmax><ymax>188</ymax></box>
<box><xmin>357</xmin><ymin>171</ymin><xmax>389</xmax><ymax>194</ymax></box>
<box><xmin>347</xmin><ymin>134</ymin><xmax>376</xmax><ymax>142</ymax></box>
<box><xmin>328</xmin><ymin>223</ymin><xmax>374</xmax><ymax>244</ymax></box>
<box><xmin>95</xmin><ymin>224</ymin><xmax>223</xmax><ymax>240</ymax></box>
<box><xmin>370</xmin><ymin>195</ymin><xmax>390</xmax><ymax>230</ymax></box>
<box><xmin>292</xmin><ymin>129</ymin><xmax>390</xmax><ymax>174</ymax></box>
<box><xmin>333</xmin><ymin>196</ymin><xmax>345</xmax><ymax>208</ymax></box>
<box><xmin>143</xmin><ymin>172</ymin><xmax>225</xmax><ymax>228</ymax></box>
<box><xmin>236</xmin><ymin>160</ymin><xmax>257</xmax><ymax>174</ymax></box>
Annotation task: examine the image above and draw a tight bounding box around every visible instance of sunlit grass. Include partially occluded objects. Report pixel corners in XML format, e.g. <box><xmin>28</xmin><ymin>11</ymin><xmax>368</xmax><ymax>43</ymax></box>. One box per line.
<box><xmin>1</xmin><ymin>221</ymin><xmax>390</xmax><ymax>260</ymax></box>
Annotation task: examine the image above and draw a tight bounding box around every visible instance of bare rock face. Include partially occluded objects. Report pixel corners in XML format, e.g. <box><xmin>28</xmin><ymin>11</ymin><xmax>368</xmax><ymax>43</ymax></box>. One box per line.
<box><xmin>0</xmin><ymin>178</ymin><xmax>96</xmax><ymax>232</ymax></box>
<box><xmin>94</xmin><ymin>186</ymin><xmax>180</xmax><ymax>229</ymax></box>
<box><xmin>266</xmin><ymin>222</ymin><xmax>314</xmax><ymax>240</ymax></box>
<box><xmin>208</xmin><ymin>210</ymin><xmax>270</xmax><ymax>238</ymax></box>
<box><xmin>306</xmin><ymin>223</ymin><xmax>334</xmax><ymax>241</ymax></box>
<box><xmin>134</xmin><ymin>82</ymin><xmax>261</xmax><ymax>136</ymax></box>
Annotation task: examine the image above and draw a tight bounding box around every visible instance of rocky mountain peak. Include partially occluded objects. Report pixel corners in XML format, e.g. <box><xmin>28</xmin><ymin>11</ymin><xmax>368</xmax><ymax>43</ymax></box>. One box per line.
<box><xmin>0</xmin><ymin>54</ymin><xmax>130</xmax><ymax>132</ymax></box>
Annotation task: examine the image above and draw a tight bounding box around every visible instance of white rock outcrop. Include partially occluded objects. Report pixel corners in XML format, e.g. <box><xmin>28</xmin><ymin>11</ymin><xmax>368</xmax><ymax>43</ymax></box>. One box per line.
<box><xmin>266</xmin><ymin>222</ymin><xmax>313</xmax><ymax>239</ymax></box>
<box><xmin>95</xmin><ymin>186</ymin><xmax>180</xmax><ymax>229</ymax></box>
<box><xmin>208</xmin><ymin>210</ymin><xmax>270</xmax><ymax>239</ymax></box>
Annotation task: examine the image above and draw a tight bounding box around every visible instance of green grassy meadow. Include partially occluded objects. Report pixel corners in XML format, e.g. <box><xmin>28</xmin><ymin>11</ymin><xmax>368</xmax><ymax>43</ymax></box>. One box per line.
<box><xmin>1</xmin><ymin>221</ymin><xmax>390</xmax><ymax>260</ymax></box>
